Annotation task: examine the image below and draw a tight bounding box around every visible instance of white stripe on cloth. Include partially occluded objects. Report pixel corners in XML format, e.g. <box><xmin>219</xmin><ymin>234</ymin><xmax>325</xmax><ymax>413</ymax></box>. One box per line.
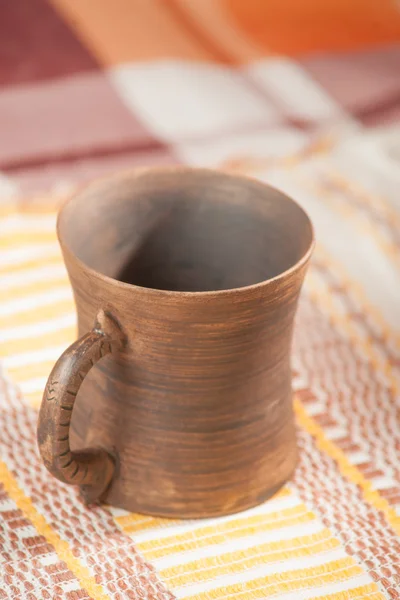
<box><xmin>0</xmin><ymin>287</ymin><xmax>72</xmax><ymax>317</ymax></box>
<box><xmin>0</xmin><ymin>313</ymin><xmax>76</xmax><ymax>343</ymax></box>
<box><xmin>0</xmin><ymin>264</ymin><xmax>67</xmax><ymax>290</ymax></box>
<box><xmin>3</xmin><ymin>345</ymin><xmax>67</xmax><ymax>369</ymax></box>
<box><xmin>152</xmin><ymin>520</ymin><xmax>325</xmax><ymax>571</ymax></box>
<box><xmin>18</xmin><ymin>377</ymin><xmax>48</xmax><ymax>395</ymax></box>
<box><xmin>0</xmin><ymin>214</ymin><xmax>56</xmax><ymax>233</ymax></box>
<box><xmin>0</xmin><ymin>243</ymin><xmax>60</xmax><ymax>267</ymax></box>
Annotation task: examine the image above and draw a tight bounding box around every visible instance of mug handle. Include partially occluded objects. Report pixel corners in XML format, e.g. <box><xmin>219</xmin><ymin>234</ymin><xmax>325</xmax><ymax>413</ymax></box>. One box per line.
<box><xmin>37</xmin><ymin>310</ymin><xmax>125</xmax><ymax>504</ymax></box>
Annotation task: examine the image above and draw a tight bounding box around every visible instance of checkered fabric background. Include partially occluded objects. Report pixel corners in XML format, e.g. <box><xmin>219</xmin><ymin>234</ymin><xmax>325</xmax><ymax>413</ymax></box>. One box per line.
<box><xmin>1</xmin><ymin>1</ymin><xmax>400</xmax><ymax>598</ymax></box>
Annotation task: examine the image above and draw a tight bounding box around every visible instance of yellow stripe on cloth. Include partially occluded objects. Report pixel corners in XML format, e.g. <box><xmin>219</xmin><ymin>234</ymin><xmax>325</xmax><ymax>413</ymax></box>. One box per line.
<box><xmin>182</xmin><ymin>559</ymin><xmax>363</xmax><ymax>600</ymax></box>
<box><xmin>0</xmin><ymin>212</ymin><xmax>75</xmax><ymax>408</ymax></box>
<box><xmin>116</xmin><ymin>514</ymin><xmax>184</xmax><ymax>535</ymax></box>
<box><xmin>1</xmin><ymin>276</ymin><xmax>70</xmax><ymax>302</ymax></box>
<box><xmin>0</xmin><ymin>206</ymin><xmax>57</xmax><ymax>217</ymax></box>
<box><xmin>0</xmin><ymin>230</ymin><xmax>57</xmax><ymax>248</ymax></box>
<box><xmin>0</xmin><ymin>254</ymin><xmax>63</xmax><ymax>275</ymax></box>
<box><xmin>309</xmin><ymin>584</ymin><xmax>384</xmax><ymax>600</ymax></box>
<box><xmin>160</xmin><ymin>529</ymin><xmax>340</xmax><ymax>587</ymax></box>
<box><xmin>6</xmin><ymin>359</ymin><xmax>66</xmax><ymax>387</ymax></box>
<box><xmin>0</xmin><ymin>298</ymin><xmax>74</xmax><ymax>332</ymax></box>
<box><xmin>1</xmin><ymin>325</ymin><xmax>75</xmax><ymax>356</ymax></box>
<box><xmin>0</xmin><ymin>459</ymin><xmax>110</xmax><ymax>600</ymax></box>
<box><xmin>23</xmin><ymin>391</ymin><xmax>46</xmax><ymax>408</ymax></box>
<box><xmin>137</xmin><ymin>505</ymin><xmax>315</xmax><ymax>560</ymax></box>
<box><xmin>125</xmin><ymin>488</ymin><xmax>378</xmax><ymax>600</ymax></box>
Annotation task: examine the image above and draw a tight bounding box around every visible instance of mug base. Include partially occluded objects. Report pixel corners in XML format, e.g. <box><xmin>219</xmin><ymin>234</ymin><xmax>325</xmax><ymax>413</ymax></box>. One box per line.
<box><xmin>103</xmin><ymin>460</ymin><xmax>298</xmax><ymax>520</ymax></box>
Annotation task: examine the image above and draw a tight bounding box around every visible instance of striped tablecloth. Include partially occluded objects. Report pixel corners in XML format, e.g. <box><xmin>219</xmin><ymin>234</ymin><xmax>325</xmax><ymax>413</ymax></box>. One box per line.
<box><xmin>1</xmin><ymin>1</ymin><xmax>400</xmax><ymax>599</ymax></box>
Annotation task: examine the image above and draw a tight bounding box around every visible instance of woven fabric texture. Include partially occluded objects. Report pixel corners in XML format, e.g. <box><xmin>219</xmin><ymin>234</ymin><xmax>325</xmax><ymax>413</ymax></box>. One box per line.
<box><xmin>0</xmin><ymin>1</ymin><xmax>400</xmax><ymax>598</ymax></box>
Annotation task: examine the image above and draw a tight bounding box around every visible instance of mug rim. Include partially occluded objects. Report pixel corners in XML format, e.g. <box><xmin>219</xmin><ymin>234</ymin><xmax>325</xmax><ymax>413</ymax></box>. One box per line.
<box><xmin>57</xmin><ymin>166</ymin><xmax>315</xmax><ymax>298</ymax></box>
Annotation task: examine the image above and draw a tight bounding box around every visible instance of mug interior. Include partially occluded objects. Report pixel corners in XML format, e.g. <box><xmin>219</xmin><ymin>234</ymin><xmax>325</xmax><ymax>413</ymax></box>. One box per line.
<box><xmin>59</xmin><ymin>170</ymin><xmax>313</xmax><ymax>293</ymax></box>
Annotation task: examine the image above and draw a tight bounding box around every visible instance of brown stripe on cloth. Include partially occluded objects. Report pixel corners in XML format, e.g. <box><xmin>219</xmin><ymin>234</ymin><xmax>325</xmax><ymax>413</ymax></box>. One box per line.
<box><xmin>0</xmin><ymin>0</ymin><xmax>100</xmax><ymax>86</ymax></box>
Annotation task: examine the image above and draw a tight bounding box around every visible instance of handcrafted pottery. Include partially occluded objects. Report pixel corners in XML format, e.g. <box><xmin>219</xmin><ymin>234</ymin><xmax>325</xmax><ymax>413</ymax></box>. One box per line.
<box><xmin>37</xmin><ymin>168</ymin><xmax>314</xmax><ymax>518</ymax></box>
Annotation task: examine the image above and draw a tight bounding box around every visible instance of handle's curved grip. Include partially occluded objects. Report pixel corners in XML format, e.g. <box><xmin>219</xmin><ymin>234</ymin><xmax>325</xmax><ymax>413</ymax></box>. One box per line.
<box><xmin>37</xmin><ymin>310</ymin><xmax>125</xmax><ymax>504</ymax></box>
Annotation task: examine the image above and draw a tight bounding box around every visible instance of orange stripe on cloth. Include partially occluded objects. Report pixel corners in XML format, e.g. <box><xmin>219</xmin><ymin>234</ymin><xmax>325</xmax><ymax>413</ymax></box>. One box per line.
<box><xmin>222</xmin><ymin>0</ymin><xmax>400</xmax><ymax>56</ymax></box>
<box><xmin>167</xmin><ymin>0</ymin><xmax>265</xmax><ymax>63</ymax></box>
<box><xmin>49</xmin><ymin>0</ymin><xmax>215</xmax><ymax>65</ymax></box>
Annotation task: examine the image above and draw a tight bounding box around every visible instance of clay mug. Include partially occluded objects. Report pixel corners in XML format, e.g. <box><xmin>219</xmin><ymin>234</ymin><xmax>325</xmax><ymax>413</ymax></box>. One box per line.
<box><xmin>37</xmin><ymin>168</ymin><xmax>314</xmax><ymax>518</ymax></box>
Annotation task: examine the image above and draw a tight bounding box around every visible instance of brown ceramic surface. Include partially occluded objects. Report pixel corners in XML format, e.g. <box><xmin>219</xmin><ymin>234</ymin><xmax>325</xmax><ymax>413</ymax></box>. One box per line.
<box><xmin>37</xmin><ymin>168</ymin><xmax>314</xmax><ymax>518</ymax></box>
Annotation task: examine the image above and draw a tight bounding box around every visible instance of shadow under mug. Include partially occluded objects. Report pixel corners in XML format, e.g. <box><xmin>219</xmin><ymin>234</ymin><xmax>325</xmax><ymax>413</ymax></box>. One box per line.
<box><xmin>37</xmin><ymin>168</ymin><xmax>314</xmax><ymax>518</ymax></box>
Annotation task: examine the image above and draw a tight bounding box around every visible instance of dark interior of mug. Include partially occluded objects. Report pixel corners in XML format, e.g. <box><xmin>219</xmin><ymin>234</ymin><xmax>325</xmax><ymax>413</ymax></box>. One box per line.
<box><xmin>59</xmin><ymin>170</ymin><xmax>313</xmax><ymax>292</ymax></box>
